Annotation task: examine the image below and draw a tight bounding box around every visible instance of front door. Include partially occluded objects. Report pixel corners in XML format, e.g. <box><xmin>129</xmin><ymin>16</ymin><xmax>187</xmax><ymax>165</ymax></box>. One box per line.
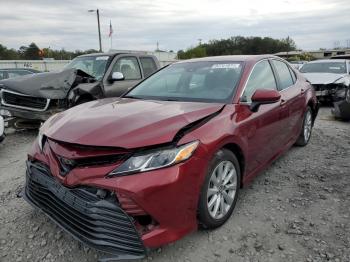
<box><xmin>103</xmin><ymin>55</ymin><xmax>143</xmax><ymax>97</ymax></box>
<box><xmin>237</xmin><ymin>59</ymin><xmax>285</xmax><ymax>173</ymax></box>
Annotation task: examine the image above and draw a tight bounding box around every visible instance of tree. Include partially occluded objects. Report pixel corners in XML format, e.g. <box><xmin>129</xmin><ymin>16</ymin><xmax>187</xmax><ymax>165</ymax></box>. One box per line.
<box><xmin>24</xmin><ymin>43</ymin><xmax>40</xmax><ymax>59</ymax></box>
<box><xmin>0</xmin><ymin>44</ymin><xmax>20</xmax><ymax>59</ymax></box>
<box><xmin>178</xmin><ymin>36</ymin><xmax>298</xmax><ymax>59</ymax></box>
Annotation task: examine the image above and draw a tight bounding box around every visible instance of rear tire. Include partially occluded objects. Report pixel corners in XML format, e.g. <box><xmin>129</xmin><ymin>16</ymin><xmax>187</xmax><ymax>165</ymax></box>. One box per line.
<box><xmin>198</xmin><ymin>149</ymin><xmax>240</xmax><ymax>229</ymax></box>
<box><xmin>295</xmin><ymin>106</ymin><xmax>313</xmax><ymax>146</ymax></box>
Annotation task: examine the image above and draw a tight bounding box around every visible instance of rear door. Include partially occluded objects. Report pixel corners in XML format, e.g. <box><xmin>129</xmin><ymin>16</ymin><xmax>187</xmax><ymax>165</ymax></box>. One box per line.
<box><xmin>270</xmin><ymin>59</ymin><xmax>305</xmax><ymax>144</ymax></box>
<box><xmin>103</xmin><ymin>55</ymin><xmax>143</xmax><ymax>97</ymax></box>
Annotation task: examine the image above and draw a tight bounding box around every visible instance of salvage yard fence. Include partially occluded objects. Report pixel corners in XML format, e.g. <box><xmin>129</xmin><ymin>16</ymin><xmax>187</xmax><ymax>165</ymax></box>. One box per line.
<box><xmin>0</xmin><ymin>51</ymin><xmax>177</xmax><ymax>72</ymax></box>
<box><xmin>0</xmin><ymin>60</ymin><xmax>70</xmax><ymax>72</ymax></box>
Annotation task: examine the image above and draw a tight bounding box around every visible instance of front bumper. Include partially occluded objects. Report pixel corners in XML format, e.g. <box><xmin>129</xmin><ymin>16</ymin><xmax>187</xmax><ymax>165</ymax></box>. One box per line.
<box><xmin>24</xmin><ymin>161</ymin><xmax>146</xmax><ymax>259</ymax></box>
<box><xmin>0</xmin><ymin>105</ymin><xmax>63</xmax><ymax>122</ymax></box>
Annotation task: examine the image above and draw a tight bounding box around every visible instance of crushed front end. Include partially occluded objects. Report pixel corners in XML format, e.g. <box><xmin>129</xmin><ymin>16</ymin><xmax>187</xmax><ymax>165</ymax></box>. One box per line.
<box><xmin>24</xmin><ymin>134</ymin><xmax>205</xmax><ymax>259</ymax></box>
<box><xmin>312</xmin><ymin>83</ymin><xmax>348</xmax><ymax>103</ymax></box>
<box><xmin>24</xmin><ymin>161</ymin><xmax>146</xmax><ymax>259</ymax></box>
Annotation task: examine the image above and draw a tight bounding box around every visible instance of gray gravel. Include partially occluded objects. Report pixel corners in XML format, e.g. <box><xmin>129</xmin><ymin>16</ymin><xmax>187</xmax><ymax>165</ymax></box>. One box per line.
<box><xmin>0</xmin><ymin>107</ymin><xmax>349</xmax><ymax>262</ymax></box>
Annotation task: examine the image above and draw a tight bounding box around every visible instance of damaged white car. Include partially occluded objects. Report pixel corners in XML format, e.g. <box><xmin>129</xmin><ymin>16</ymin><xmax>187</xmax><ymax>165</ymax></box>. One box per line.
<box><xmin>300</xmin><ymin>59</ymin><xmax>350</xmax><ymax>103</ymax></box>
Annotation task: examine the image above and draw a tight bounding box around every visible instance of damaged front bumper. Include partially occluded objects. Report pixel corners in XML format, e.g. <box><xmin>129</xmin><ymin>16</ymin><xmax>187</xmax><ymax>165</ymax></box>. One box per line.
<box><xmin>313</xmin><ymin>84</ymin><xmax>348</xmax><ymax>102</ymax></box>
<box><xmin>23</xmin><ymin>161</ymin><xmax>146</xmax><ymax>260</ymax></box>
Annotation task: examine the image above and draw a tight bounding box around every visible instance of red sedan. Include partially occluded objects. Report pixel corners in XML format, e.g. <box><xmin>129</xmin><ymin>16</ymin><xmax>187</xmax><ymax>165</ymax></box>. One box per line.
<box><xmin>24</xmin><ymin>55</ymin><xmax>319</xmax><ymax>259</ymax></box>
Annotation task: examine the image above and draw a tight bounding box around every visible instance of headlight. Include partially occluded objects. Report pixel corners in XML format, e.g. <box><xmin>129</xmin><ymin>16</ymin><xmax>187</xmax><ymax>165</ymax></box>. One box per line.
<box><xmin>108</xmin><ymin>141</ymin><xmax>199</xmax><ymax>176</ymax></box>
<box><xmin>335</xmin><ymin>77</ymin><xmax>350</xmax><ymax>86</ymax></box>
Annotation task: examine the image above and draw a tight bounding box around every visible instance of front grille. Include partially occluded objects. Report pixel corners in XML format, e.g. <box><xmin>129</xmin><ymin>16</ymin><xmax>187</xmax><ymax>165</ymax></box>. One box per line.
<box><xmin>1</xmin><ymin>90</ymin><xmax>49</xmax><ymax>111</ymax></box>
<box><xmin>24</xmin><ymin>161</ymin><xmax>146</xmax><ymax>258</ymax></box>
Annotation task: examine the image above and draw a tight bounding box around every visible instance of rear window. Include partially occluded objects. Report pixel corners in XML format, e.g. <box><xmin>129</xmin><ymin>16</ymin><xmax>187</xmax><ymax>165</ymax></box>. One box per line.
<box><xmin>140</xmin><ymin>57</ymin><xmax>157</xmax><ymax>77</ymax></box>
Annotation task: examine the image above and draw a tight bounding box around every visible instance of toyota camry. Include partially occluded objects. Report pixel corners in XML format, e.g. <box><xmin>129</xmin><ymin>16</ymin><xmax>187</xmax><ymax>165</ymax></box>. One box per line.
<box><xmin>23</xmin><ymin>55</ymin><xmax>319</xmax><ymax>260</ymax></box>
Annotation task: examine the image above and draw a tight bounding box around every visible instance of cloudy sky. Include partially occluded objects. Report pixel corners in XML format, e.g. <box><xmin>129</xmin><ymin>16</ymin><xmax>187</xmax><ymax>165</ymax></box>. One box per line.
<box><xmin>1</xmin><ymin>0</ymin><xmax>349</xmax><ymax>52</ymax></box>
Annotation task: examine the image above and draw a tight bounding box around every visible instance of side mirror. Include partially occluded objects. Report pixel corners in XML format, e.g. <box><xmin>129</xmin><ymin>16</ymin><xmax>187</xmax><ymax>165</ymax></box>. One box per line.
<box><xmin>111</xmin><ymin>72</ymin><xmax>125</xmax><ymax>81</ymax></box>
<box><xmin>250</xmin><ymin>89</ymin><xmax>281</xmax><ymax>112</ymax></box>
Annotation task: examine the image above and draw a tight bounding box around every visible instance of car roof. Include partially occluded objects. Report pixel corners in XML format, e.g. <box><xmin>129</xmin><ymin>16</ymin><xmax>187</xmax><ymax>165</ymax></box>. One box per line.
<box><xmin>77</xmin><ymin>52</ymin><xmax>155</xmax><ymax>58</ymax></box>
<box><xmin>174</xmin><ymin>55</ymin><xmax>280</xmax><ymax>64</ymax></box>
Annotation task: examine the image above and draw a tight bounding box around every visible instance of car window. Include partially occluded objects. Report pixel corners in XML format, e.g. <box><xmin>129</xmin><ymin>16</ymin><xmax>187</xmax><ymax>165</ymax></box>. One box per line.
<box><xmin>289</xmin><ymin>67</ymin><xmax>297</xmax><ymax>83</ymax></box>
<box><xmin>271</xmin><ymin>60</ymin><xmax>294</xmax><ymax>90</ymax></box>
<box><xmin>112</xmin><ymin>57</ymin><xmax>141</xmax><ymax>80</ymax></box>
<box><xmin>300</xmin><ymin>61</ymin><xmax>346</xmax><ymax>74</ymax></box>
<box><xmin>241</xmin><ymin>60</ymin><xmax>277</xmax><ymax>103</ymax></box>
<box><xmin>126</xmin><ymin>61</ymin><xmax>243</xmax><ymax>103</ymax></box>
<box><xmin>140</xmin><ymin>57</ymin><xmax>157</xmax><ymax>77</ymax></box>
<box><xmin>65</xmin><ymin>55</ymin><xmax>110</xmax><ymax>80</ymax></box>
<box><xmin>7</xmin><ymin>70</ymin><xmax>32</xmax><ymax>78</ymax></box>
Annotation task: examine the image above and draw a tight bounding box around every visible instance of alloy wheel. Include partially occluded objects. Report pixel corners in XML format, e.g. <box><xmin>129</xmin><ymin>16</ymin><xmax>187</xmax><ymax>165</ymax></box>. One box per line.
<box><xmin>304</xmin><ymin>110</ymin><xmax>312</xmax><ymax>142</ymax></box>
<box><xmin>207</xmin><ymin>160</ymin><xmax>237</xmax><ymax>220</ymax></box>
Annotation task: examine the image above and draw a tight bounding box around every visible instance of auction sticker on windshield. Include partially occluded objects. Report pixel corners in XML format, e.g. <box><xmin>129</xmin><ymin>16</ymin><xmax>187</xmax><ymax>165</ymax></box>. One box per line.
<box><xmin>212</xmin><ymin>64</ymin><xmax>240</xmax><ymax>69</ymax></box>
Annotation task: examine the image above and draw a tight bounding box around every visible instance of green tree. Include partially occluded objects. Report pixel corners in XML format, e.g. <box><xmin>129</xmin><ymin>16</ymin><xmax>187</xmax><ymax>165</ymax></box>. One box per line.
<box><xmin>178</xmin><ymin>36</ymin><xmax>298</xmax><ymax>59</ymax></box>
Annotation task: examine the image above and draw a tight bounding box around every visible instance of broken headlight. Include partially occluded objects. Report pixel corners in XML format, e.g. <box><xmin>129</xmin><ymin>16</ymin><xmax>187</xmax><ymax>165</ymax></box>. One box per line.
<box><xmin>108</xmin><ymin>141</ymin><xmax>199</xmax><ymax>176</ymax></box>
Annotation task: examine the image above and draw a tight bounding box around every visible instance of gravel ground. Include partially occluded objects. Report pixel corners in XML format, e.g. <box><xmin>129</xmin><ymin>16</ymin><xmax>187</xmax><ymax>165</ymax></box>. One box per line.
<box><xmin>0</xmin><ymin>107</ymin><xmax>349</xmax><ymax>262</ymax></box>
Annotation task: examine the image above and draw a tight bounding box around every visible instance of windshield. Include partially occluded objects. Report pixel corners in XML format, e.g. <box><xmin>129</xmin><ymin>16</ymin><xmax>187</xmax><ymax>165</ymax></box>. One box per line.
<box><xmin>125</xmin><ymin>61</ymin><xmax>243</xmax><ymax>103</ymax></box>
<box><xmin>300</xmin><ymin>62</ymin><xmax>346</xmax><ymax>74</ymax></box>
<box><xmin>65</xmin><ymin>55</ymin><xmax>111</xmax><ymax>80</ymax></box>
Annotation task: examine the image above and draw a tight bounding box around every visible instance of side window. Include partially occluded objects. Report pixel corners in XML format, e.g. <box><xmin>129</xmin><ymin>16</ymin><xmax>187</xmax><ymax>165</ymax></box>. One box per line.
<box><xmin>242</xmin><ymin>60</ymin><xmax>277</xmax><ymax>103</ymax></box>
<box><xmin>140</xmin><ymin>57</ymin><xmax>157</xmax><ymax>77</ymax></box>
<box><xmin>289</xmin><ymin>67</ymin><xmax>297</xmax><ymax>83</ymax></box>
<box><xmin>112</xmin><ymin>57</ymin><xmax>141</xmax><ymax>80</ymax></box>
<box><xmin>271</xmin><ymin>60</ymin><xmax>294</xmax><ymax>90</ymax></box>
<box><xmin>7</xmin><ymin>71</ymin><xmax>25</xmax><ymax>78</ymax></box>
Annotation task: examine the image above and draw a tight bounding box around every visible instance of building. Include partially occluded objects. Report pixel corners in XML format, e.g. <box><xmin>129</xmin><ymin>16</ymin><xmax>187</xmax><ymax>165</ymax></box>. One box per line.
<box><xmin>275</xmin><ymin>48</ymin><xmax>350</xmax><ymax>60</ymax></box>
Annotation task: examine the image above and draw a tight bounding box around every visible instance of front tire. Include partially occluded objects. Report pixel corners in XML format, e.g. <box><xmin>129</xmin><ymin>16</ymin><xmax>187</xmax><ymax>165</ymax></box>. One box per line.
<box><xmin>295</xmin><ymin>106</ymin><xmax>313</xmax><ymax>146</ymax></box>
<box><xmin>198</xmin><ymin>149</ymin><xmax>240</xmax><ymax>229</ymax></box>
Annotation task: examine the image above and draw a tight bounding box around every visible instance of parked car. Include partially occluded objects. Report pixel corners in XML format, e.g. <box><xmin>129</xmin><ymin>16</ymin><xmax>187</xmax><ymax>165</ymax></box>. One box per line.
<box><xmin>0</xmin><ymin>68</ymin><xmax>40</xmax><ymax>80</ymax></box>
<box><xmin>330</xmin><ymin>54</ymin><xmax>350</xmax><ymax>60</ymax></box>
<box><xmin>0</xmin><ymin>52</ymin><xmax>160</xmax><ymax>128</ymax></box>
<box><xmin>23</xmin><ymin>55</ymin><xmax>319</xmax><ymax>260</ymax></box>
<box><xmin>289</xmin><ymin>60</ymin><xmax>307</xmax><ymax>70</ymax></box>
<box><xmin>299</xmin><ymin>59</ymin><xmax>350</xmax><ymax>102</ymax></box>
<box><xmin>0</xmin><ymin>115</ymin><xmax>4</xmax><ymax>142</ymax></box>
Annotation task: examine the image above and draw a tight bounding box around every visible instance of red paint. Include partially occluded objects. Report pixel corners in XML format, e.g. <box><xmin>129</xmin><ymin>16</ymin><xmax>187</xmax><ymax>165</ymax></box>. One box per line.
<box><xmin>28</xmin><ymin>55</ymin><xmax>318</xmax><ymax>249</ymax></box>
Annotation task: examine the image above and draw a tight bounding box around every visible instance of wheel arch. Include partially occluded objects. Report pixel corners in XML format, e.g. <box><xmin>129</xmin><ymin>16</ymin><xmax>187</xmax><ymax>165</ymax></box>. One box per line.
<box><xmin>221</xmin><ymin>143</ymin><xmax>245</xmax><ymax>187</ymax></box>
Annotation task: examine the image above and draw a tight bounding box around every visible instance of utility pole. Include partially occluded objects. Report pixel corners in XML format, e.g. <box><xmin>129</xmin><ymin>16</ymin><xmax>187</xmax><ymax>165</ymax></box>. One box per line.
<box><xmin>88</xmin><ymin>9</ymin><xmax>102</xmax><ymax>52</ymax></box>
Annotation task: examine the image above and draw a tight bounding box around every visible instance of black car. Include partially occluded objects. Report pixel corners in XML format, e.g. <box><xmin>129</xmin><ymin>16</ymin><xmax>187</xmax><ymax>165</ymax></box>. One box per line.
<box><xmin>0</xmin><ymin>52</ymin><xmax>160</xmax><ymax>128</ymax></box>
<box><xmin>0</xmin><ymin>68</ymin><xmax>40</xmax><ymax>80</ymax></box>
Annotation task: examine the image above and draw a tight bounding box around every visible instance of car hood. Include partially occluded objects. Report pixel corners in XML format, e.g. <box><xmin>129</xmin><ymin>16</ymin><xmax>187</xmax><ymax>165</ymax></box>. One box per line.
<box><xmin>43</xmin><ymin>98</ymin><xmax>224</xmax><ymax>148</ymax></box>
<box><xmin>0</xmin><ymin>68</ymin><xmax>95</xmax><ymax>99</ymax></box>
<box><xmin>302</xmin><ymin>73</ymin><xmax>346</xmax><ymax>85</ymax></box>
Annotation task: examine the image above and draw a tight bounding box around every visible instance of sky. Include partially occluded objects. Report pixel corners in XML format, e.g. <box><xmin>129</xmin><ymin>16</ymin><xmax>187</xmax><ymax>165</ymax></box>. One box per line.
<box><xmin>0</xmin><ymin>0</ymin><xmax>349</xmax><ymax>52</ymax></box>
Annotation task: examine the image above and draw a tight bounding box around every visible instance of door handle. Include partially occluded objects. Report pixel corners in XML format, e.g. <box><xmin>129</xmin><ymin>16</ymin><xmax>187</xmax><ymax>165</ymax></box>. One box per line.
<box><xmin>280</xmin><ymin>99</ymin><xmax>287</xmax><ymax>106</ymax></box>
